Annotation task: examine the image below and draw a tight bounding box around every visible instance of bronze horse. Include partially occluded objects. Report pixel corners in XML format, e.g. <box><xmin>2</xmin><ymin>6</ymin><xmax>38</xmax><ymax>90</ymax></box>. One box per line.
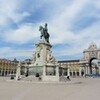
<box><xmin>39</xmin><ymin>24</ymin><xmax>50</xmax><ymax>43</ymax></box>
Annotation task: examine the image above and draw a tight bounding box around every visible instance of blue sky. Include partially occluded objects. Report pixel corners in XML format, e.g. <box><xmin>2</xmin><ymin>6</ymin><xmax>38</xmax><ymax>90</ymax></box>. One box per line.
<box><xmin>0</xmin><ymin>0</ymin><xmax>100</xmax><ymax>61</ymax></box>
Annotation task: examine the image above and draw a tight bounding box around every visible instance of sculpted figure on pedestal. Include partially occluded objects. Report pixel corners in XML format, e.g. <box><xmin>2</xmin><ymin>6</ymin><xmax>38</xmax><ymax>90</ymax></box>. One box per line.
<box><xmin>39</xmin><ymin>23</ymin><xmax>50</xmax><ymax>43</ymax></box>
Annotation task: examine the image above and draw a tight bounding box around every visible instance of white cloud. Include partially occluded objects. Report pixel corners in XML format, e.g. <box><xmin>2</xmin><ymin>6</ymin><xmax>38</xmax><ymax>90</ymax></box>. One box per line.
<box><xmin>47</xmin><ymin>0</ymin><xmax>91</xmax><ymax>45</ymax></box>
<box><xmin>0</xmin><ymin>15</ymin><xmax>7</xmax><ymax>25</ymax></box>
<box><xmin>1</xmin><ymin>0</ymin><xmax>100</xmax><ymax>60</ymax></box>
<box><xmin>0</xmin><ymin>47</ymin><xmax>34</xmax><ymax>60</ymax></box>
<box><xmin>0</xmin><ymin>0</ymin><xmax>30</xmax><ymax>25</ymax></box>
<box><xmin>45</xmin><ymin>0</ymin><xmax>100</xmax><ymax>60</ymax></box>
<box><xmin>4</xmin><ymin>23</ymin><xmax>40</xmax><ymax>44</ymax></box>
<box><xmin>52</xmin><ymin>20</ymin><xmax>100</xmax><ymax>60</ymax></box>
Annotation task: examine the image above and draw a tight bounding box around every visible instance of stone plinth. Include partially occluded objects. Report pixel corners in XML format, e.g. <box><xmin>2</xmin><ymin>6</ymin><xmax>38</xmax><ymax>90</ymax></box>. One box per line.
<box><xmin>31</xmin><ymin>40</ymin><xmax>59</xmax><ymax>81</ymax></box>
<box><xmin>42</xmin><ymin>65</ymin><xmax>59</xmax><ymax>81</ymax></box>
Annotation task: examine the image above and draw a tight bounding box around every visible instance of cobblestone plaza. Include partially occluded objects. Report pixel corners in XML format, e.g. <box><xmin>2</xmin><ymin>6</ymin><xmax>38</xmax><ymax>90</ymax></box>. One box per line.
<box><xmin>0</xmin><ymin>77</ymin><xmax>100</xmax><ymax>100</ymax></box>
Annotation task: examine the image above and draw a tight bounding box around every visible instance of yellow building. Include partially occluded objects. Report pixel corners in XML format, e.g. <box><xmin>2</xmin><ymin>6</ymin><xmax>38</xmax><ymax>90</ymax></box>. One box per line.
<box><xmin>0</xmin><ymin>58</ymin><xmax>18</xmax><ymax>76</ymax></box>
<box><xmin>58</xmin><ymin>60</ymin><xmax>80</xmax><ymax>77</ymax></box>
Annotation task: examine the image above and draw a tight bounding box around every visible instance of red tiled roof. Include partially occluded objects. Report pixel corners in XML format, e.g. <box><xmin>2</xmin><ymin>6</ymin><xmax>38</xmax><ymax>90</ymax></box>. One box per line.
<box><xmin>0</xmin><ymin>58</ymin><xmax>12</xmax><ymax>62</ymax></box>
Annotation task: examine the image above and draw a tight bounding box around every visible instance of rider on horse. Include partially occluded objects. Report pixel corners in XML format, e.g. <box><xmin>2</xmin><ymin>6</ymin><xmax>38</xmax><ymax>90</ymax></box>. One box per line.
<box><xmin>39</xmin><ymin>23</ymin><xmax>50</xmax><ymax>43</ymax></box>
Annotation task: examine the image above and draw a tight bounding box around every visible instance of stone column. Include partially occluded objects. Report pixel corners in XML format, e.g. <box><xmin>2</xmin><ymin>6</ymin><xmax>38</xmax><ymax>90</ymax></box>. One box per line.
<box><xmin>84</xmin><ymin>66</ymin><xmax>86</xmax><ymax>75</ymax></box>
<box><xmin>55</xmin><ymin>65</ymin><xmax>59</xmax><ymax>81</ymax></box>
<box><xmin>86</xmin><ymin>66</ymin><xmax>88</xmax><ymax>74</ymax></box>
<box><xmin>4</xmin><ymin>70</ymin><xmax>6</xmax><ymax>76</ymax></box>
<box><xmin>24</xmin><ymin>63</ymin><xmax>28</xmax><ymax>76</ymax></box>
<box><xmin>79</xmin><ymin>67</ymin><xmax>82</xmax><ymax>76</ymax></box>
<box><xmin>42</xmin><ymin>64</ymin><xmax>47</xmax><ymax>81</ymax></box>
<box><xmin>43</xmin><ymin>64</ymin><xmax>46</xmax><ymax>76</ymax></box>
<box><xmin>56</xmin><ymin>65</ymin><xmax>59</xmax><ymax>77</ymax></box>
<box><xmin>71</xmin><ymin>71</ymin><xmax>73</xmax><ymax>77</ymax></box>
<box><xmin>75</xmin><ymin>71</ymin><xmax>77</xmax><ymax>77</ymax></box>
<box><xmin>67</xmin><ymin>63</ymin><xmax>70</xmax><ymax>76</ymax></box>
<box><xmin>15</xmin><ymin>62</ymin><xmax>21</xmax><ymax>80</ymax></box>
<box><xmin>87</xmin><ymin>66</ymin><xmax>90</xmax><ymax>74</ymax></box>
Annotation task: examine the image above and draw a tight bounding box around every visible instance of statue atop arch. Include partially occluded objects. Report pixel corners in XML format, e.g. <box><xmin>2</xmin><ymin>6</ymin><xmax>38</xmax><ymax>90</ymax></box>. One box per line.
<box><xmin>39</xmin><ymin>23</ymin><xmax>50</xmax><ymax>43</ymax></box>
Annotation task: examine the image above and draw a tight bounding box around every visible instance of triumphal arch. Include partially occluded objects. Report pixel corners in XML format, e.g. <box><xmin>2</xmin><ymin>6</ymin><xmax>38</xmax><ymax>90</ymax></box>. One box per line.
<box><xmin>79</xmin><ymin>42</ymin><xmax>100</xmax><ymax>75</ymax></box>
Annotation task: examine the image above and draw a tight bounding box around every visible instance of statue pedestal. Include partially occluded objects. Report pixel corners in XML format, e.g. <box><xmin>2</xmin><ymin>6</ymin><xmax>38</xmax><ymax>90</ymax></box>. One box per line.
<box><xmin>42</xmin><ymin>64</ymin><xmax>59</xmax><ymax>81</ymax></box>
<box><xmin>32</xmin><ymin>40</ymin><xmax>59</xmax><ymax>81</ymax></box>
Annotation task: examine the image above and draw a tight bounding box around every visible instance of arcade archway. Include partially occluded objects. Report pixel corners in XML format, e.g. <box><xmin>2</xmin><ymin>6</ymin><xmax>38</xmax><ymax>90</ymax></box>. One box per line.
<box><xmin>89</xmin><ymin>57</ymin><xmax>96</xmax><ymax>74</ymax></box>
<box><xmin>89</xmin><ymin>58</ymin><xmax>99</xmax><ymax>74</ymax></box>
<box><xmin>80</xmin><ymin>42</ymin><xmax>100</xmax><ymax>75</ymax></box>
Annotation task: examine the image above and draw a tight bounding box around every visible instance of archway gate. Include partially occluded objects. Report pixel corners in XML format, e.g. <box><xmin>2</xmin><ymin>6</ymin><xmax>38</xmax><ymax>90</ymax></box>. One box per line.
<box><xmin>79</xmin><ymin>43</ymin><xmax>100</xmax><ymax>75</ymax></box>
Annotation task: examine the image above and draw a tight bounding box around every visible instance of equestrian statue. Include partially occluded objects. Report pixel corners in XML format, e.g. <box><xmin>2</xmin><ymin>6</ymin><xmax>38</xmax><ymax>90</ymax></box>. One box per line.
<box><xmin>39</xmin><ymin>23</ymin><xmax>50</xmax><ymax>43</ymax></box>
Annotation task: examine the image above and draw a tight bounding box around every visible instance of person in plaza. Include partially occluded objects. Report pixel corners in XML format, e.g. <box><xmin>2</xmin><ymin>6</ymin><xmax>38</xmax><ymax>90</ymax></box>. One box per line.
<box><xmin>67</xmin><ymin>76</ymin><xmax>71</xmax><ymax>81</ymax></box>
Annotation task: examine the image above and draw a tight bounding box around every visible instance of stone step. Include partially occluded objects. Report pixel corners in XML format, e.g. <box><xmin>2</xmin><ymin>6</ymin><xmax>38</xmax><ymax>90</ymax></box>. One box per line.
<box><xmin>59</xmin><ymin>76</ymin><xmax>70</xmax><ymax>82</ymax></box>
<box><xmin>21</xmin><ymin>75</ymin><xmax>39</xmax><ymax>81</ymax></box>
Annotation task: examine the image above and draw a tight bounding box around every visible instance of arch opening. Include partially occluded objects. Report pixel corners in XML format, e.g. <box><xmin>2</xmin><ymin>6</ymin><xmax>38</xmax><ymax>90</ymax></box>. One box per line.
<box><xmin>89</xmin><ymin>57</ymin><xmax>98</xmax><ymax>74</ymax></box>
